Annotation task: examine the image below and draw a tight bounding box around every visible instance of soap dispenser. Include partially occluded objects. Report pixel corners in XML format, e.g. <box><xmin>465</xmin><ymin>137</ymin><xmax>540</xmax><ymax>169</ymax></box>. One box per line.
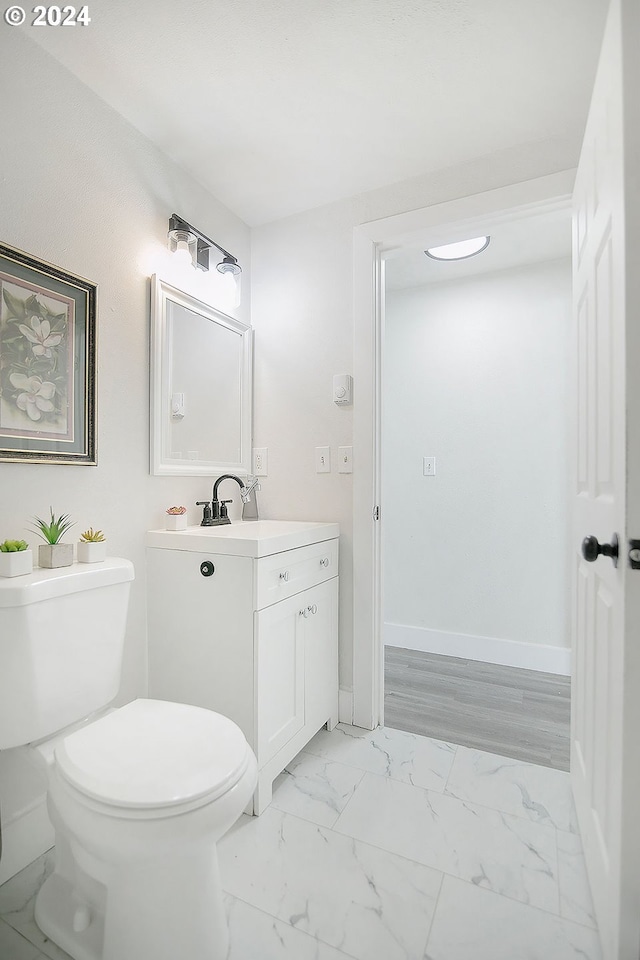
<box><xmin>241</xmin><ymin>478</ymin><xmax>260</xmax><ymax>521</ymax></box>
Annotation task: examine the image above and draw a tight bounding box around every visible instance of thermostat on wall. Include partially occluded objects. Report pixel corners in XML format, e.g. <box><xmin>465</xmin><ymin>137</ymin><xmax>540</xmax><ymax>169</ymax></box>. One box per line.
<box><xmin>333</xmin><ymin>374</ymin><xmax>352</xmax><ymax>405</ymax></box>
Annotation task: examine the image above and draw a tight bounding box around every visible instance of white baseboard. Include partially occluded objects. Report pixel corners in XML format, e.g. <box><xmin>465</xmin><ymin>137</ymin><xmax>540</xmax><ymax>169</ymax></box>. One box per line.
<box><xmin>384</xmin><ymin>623</ymin><xmax>571</xmax><ymax>676</ymax></box>
<box><xmin>338</xmin><ymin>688</ymin><xmax>353</xmax><ymax>724</ymax></box>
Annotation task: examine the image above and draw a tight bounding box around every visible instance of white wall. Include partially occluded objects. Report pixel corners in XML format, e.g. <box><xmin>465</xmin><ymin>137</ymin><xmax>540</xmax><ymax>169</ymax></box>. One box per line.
<box><xmin>0</xmin><ymin>31</ymin><xmax>250</xmax><ymax>881</ymax></box>
<box><xmin>383</xmin><ymin>261</ymin><xmax>572</xmax><ymax>672</ymax></box>
<box><xmin>250</xmin><ymin>137</ymin><xmax>582</xmax><ymax>698</ymax></box>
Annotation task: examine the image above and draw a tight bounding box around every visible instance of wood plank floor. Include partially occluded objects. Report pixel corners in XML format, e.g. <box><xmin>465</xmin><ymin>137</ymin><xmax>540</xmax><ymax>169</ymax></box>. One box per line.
<box><xmin>384</xmin><ymin>647</ymin><xmax>571</xmax><ymax>771</ymax></box>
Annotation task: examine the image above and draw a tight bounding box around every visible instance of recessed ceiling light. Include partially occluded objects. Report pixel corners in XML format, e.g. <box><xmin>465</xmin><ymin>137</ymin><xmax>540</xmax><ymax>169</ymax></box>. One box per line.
<box><xmin>424</xmin><ymin>236</ymin><xmax>490</xmax><ymax>261</ymax></box>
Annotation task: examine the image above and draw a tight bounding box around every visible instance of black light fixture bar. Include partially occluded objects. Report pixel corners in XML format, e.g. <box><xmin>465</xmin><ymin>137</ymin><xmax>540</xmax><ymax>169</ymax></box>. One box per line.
<box><xmin>168</xmin><ymin>214</ymin><xmax>242</xmax><ymax>274</ymax></box>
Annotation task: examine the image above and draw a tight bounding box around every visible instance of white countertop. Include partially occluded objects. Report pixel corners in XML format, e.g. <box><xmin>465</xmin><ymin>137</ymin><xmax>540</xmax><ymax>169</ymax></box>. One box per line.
<box><xmin>145</xmin><ymin>520</ymin><xmax>340</xmax><ymax>558</ymax></box>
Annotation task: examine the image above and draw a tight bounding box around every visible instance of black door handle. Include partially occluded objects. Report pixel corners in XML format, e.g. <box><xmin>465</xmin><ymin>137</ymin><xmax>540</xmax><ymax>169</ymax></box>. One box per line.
<box><xmin>581</xmin><ymin>533</ymin><xmax>619</xmax><ymax>567</ymax></box>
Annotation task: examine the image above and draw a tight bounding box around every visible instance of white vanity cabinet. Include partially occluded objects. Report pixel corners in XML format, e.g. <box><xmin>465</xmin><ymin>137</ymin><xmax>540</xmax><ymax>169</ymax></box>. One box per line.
<box><xmin>146</xmin><ymin>521</ymin><xmax>339</xmax><ymax>814</ymax></box>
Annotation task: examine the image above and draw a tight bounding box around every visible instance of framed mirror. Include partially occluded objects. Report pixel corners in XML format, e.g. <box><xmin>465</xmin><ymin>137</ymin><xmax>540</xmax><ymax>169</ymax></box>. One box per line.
<box><xmin>150</xmin><ymin>276</ymin><xmax>252</xmax><ymax>476</ymax></box>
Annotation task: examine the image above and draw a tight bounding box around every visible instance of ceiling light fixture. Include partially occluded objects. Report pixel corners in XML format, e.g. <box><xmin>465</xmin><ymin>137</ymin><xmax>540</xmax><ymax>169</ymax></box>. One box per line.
<box><xmin>424</xmin><ymin>236</ymin><xmax>490</xmax><ymax>261</ymax></box>
<box><xmin>168</xmin><ymin>214</ymin><xmax>242</xmax><ymax>275</ymax></box>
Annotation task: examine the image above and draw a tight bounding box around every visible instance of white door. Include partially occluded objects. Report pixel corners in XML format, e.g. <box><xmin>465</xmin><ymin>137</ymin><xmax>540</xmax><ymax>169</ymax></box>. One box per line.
<box><xmin>571</xmin><ymin>0</ymin><xmax>640</xmax><ymax>956</ymax></box>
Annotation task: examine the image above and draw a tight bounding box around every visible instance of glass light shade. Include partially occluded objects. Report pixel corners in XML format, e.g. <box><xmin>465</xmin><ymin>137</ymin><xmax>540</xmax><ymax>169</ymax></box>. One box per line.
<box><xmin>209</xmin><ymin>269</ymin><xmax>241</xmax><ymax>310</ymax></box>
<box><xmin>216</xmin><ymin>256</ymin><xmax>242</xmax><ymax>276</ymax></box>
<box><xmin>230</xmin><ymin>271</ymin><xmax>241</xmax><ymax>308</ymax></box>
<box><xmin>172</xmin><ymin>245</ymin><xmax>194</xmax><ymax>269</ymax></box>
<box><xmin>425</xmin><ymin>236</ymin><xmax>490</xmax><ymax>261</ymax></box>
<box><xmin>168</xmin><ymin>228</ymin><xmax>198</xmax><ymax>268</ymax></box>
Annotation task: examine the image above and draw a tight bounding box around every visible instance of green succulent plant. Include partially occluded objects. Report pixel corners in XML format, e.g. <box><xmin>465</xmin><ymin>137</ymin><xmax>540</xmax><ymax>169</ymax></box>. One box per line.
<box><xmin>31</xmin><ymin>508</ymin><xmax>74</xmax><ymax>545</ymax></box>
<box><xmin>79</xmin><ymin>528</ymin><xmax>105</xmax><ymax>542</ymax></box>
<box><xmin>0</xmin><ymin>539</ymin><xmax>29</xmax><ymax>552</ymax></box>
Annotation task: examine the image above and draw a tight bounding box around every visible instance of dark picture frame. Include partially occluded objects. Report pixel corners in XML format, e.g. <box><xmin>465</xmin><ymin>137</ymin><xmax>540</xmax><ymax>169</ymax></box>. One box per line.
<box><xmin>0</xmin><ymin>242</ymin><xmax>97</xmax><ymax>464</ymax></box>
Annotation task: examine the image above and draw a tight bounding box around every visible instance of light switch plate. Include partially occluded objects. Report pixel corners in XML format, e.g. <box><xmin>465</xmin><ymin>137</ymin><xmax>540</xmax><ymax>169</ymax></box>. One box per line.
<box><xmin>338</xmin><ymin>446</ymin><xmax>353</xmax><ymax>473</ymax></box>
<box><xmin>315</xmin><ymin>446</ymin><xmax>331</xmax><ymax>473</ymax></box>
<box><xmin>423</xmin><ymin>456</ymin><xmax>436</xmax><ymax>476</ymax></box>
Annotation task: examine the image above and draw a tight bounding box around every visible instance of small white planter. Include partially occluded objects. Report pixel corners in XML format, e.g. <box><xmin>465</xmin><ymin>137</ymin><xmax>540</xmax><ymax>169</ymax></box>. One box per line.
<box><xmin>77</xmin><ymin>540</ymin><xmax>107</xmax><ymax>564</ymax></box>
<box><xmin>0</xmin><ymin>549</ymin><xmax>33</xmax><ymax>578</ymax></box>
<box><xmin>38</xmin><ymin>542</ymin><xmax>74</xmax><ymax>569</ymax></box>
<box><xmin>165</xmin><ymin>514</ymin><xmax>187</xmax><ymax>531</ymax></box>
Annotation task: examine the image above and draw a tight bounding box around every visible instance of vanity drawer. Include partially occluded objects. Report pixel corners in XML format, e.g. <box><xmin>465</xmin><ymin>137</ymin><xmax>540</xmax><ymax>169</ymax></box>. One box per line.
<box><xmin>255</xmin><ymin>538</ymin><xmax>338</xmax><ymax>609</ymax></box>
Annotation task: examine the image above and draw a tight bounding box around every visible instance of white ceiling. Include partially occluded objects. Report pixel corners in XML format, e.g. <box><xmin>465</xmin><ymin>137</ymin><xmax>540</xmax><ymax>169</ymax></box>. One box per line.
<box><xmin>24</xmin><ymin>0</ymin><xmax>607</xmax><ymax>226</ymax></box>
<box><xmin>385</xmin><ymin>209</ymin><xmax>572</xmax><ymax>290</ymax></box>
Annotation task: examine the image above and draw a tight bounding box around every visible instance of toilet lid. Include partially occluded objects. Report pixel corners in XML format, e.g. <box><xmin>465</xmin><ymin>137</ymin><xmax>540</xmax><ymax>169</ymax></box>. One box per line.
<box><xmin>54</xmin><ymin>699</ymin><xmax>251</xmax><ymax>809</ymax></box>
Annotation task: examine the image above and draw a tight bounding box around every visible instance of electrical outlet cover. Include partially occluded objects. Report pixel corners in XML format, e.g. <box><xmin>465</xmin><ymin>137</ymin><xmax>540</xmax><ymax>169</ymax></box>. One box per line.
<box><xmin>253</xmin><ymin>447</ymin><xmax>268</xmax><ymax>476</ymax></box>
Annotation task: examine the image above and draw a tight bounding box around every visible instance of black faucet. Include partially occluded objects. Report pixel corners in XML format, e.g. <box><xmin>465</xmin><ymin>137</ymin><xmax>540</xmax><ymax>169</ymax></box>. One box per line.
<box><xmin>197</xmin><ymin>474</ymin><xmax>248</xmax><ymax>526</ymax></box>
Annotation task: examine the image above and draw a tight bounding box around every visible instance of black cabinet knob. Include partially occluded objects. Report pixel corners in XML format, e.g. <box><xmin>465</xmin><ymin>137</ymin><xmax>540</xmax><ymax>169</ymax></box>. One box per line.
<box><xmin>200</xmin><ymin>560</ymin><xmax>215</xmax><ymax>577</ymax></box>
<box><xmin>581</xmin><ymin>534</ymin><xmax>619</xmax><ymax>567</ymax></box>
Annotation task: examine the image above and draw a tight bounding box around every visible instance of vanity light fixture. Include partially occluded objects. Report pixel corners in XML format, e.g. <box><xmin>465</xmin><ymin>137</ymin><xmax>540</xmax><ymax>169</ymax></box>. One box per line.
<box><xmin>168</xmin><ymin>214</ymin><xmax>242</xmax><ymax>275</ymax></box>
<box><xmin>424</xmin><ymin>236</ymin><xmax>490</xmax><ymax>261</ymax></box>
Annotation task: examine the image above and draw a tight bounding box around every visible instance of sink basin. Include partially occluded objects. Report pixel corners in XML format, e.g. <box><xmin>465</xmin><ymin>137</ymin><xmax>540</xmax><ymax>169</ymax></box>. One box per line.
<box><xmin>145</xmin><ymin>520</ymin><xmax>339</xmax><ymax>558</ymax></box>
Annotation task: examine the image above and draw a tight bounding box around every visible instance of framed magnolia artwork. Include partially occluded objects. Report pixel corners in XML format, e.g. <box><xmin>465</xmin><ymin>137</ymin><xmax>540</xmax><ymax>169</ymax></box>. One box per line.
<box><xmin>0</xmin><ymin>242</ymin><xmax>97</xmax><ymax>464</ymax></box>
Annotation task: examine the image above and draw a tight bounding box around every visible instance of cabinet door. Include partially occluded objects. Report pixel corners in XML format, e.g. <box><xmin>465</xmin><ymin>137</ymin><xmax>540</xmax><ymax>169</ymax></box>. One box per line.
<box><xmin>255</xmin><ymin>593</ymin><xmax>305</xmax><ymax>765</ymax></box>
<box><xmin>304</xmin><ymin>578</ymin><xmax>339</xmax><ymax>734</ymax></box>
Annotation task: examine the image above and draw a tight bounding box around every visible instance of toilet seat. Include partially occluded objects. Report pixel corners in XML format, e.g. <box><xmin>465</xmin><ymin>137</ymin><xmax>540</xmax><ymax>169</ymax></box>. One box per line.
<box><xmin>54</xmin><ymin>699</ymin><xmax>251</xmax><ymax>813</ymax></box>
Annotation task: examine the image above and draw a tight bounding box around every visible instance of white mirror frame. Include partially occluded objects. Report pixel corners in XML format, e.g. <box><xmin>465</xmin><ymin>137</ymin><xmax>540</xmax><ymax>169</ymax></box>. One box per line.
<box><xmin>150</xmin><ymin>275</ymin><xmax>252</xmax><ymax>477</ymax></box>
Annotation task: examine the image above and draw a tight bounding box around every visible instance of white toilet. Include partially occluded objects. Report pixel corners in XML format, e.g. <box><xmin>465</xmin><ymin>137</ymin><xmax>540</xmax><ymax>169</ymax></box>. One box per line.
<box><xmin>0</xmin><ymin>558</ymin><xmax>257</xmax><ymax>960</ymax></box>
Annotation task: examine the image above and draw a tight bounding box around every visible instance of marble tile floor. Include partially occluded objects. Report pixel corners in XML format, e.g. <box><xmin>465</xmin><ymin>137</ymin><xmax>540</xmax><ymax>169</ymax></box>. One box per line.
<box><xmin>0</xmin><ymin>723</ymin><xmax>601</xmax><ymax>960</ymax></box>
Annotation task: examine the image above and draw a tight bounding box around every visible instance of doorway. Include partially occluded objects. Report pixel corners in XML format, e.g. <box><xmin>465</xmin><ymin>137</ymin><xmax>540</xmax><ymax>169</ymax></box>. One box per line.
<box><xmin>381</xmin><ymin>210</ymin><xmax>572</xmax><ymax>769</ymax></box>
<box><xmin>351</xmin><ymin>170</ymin><xmax>576</xmax><ymax>731</ymax></box>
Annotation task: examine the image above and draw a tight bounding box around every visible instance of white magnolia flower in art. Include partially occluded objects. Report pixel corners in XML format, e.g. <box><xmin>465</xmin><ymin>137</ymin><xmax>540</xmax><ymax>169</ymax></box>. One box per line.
<box><xmin>9</xmin><ymin>373</ymin><xmax>56</xmax><ymax>421</ymax></box>
<box><xmin>18</xmin><ymin>316</ymin><xmax>63</xmax><ymax>359</ymax></box>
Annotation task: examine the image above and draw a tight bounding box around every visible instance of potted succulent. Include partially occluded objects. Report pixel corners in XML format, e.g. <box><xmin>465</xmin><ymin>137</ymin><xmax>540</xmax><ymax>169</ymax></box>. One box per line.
<box><xmin>32</xmin><ymin>508</ymin><xmax>74</xmax><ymax>568</ymax></box>
<box><xmin>77</xmin><ymin>527</ymin><xmax>107</xmax><ymax>564</ymax></box>
<box><xmin>165</xmin><ymin>506</ymin><xmax>187</xmax><ymax>530</ymax></box>
<box><xmin>0</xmin><ymin>539</ymin><xmax>32</xmax><ymax>578</ymax></box>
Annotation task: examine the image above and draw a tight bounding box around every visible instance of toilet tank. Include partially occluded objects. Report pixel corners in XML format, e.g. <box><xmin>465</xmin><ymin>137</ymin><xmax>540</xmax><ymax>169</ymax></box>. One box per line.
<box><xmin>0</xmin><ymin>558</ymin><xmax>134</xmax><ymax>750</ymax></box>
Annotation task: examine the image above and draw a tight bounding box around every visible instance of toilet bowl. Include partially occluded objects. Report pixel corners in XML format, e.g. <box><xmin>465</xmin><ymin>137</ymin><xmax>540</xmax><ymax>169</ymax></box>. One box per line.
<box><xmin>34</xmin><ymin>699</ymin><xmax>257</xmax><ymax>960</ymax></box>
<box><xmin>0</xmin><ymin>560</ymin><xmax>257</xmax><ymax>960</ymax></box>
